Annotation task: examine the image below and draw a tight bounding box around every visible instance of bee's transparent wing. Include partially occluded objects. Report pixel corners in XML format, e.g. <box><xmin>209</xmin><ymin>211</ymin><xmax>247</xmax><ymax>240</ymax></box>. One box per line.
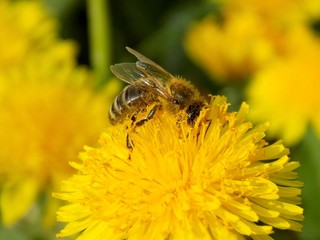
<box><xmin>110</xmin><ymin>62</ymin><xmax>172</xmax><ymax>100</ymax></box>
<box><xmin>111</xmin><ymin>47</ymin><xmax>173</xmax><ymax>85</ymax></box>
<box><xmin>126</xmin><ymin>47</ymin><xmax>173</xmax><ymax>84</ymax></box>
<box><xmin>110</xmin><ymin>63</ymin><xmax>147</xmax><ymax>85</ymax></box>
<box><xmin>110</xmin><ymin>48</ymin><xmax>174</xmax><ymax>100</ymax></box>
<box><xmin>126</xmin><ymin>47</ymin><xmax>168</xmax><ymax>73</ymax></box>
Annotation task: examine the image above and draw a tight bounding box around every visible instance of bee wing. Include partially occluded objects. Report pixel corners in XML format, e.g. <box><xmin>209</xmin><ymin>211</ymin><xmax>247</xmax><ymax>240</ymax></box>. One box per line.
<box><xmin>111</xmin><ymin>48</ymin><xmax>175</xmax><ymax>100</ymax></box>
<box><xmin>111</xmin><ymin>63</ymin><xmax>172</xmax><ymax>100</ymax></box>
<box><xmin>110</xmin><ymin>63</ymin><xmax>146</xmax><ymax>85</ymax></box>
<box><xmin>126</xmin><ymin>47</ymin><xmax>173</xmax><ymax>84</ymax></box>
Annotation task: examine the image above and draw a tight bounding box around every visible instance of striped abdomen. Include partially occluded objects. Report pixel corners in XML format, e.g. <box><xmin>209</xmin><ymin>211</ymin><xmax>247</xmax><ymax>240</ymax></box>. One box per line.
<box><xmin>109</xmin><ymin>85</ymin><xmax>145</xmax><ymax>124</ymax></box>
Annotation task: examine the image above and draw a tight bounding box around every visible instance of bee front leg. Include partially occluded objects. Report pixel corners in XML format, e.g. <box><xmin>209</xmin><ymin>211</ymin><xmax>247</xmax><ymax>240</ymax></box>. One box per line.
<box><xmin>127</xmin><ymin>104</ymin><xmax>160</xmax><ymax>150</ymax></box>
<box><xmin>126</xmin><ymin>133</ymin><xmax>134</xmax><ymax>150</ymax></box>
<box><xmin>135</xmin><ymin>105</ymin><xmax>160</xmax><ymax>127</ymax></box>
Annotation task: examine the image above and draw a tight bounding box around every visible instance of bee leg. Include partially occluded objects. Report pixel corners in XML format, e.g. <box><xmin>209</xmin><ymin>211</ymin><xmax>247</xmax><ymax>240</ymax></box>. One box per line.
<box><xmin>130</xmin><ymin>109</ymin><xmax>142</xmax><ymax>127</ymax></box>
<box><xmin>131</xmin><ymin>114</ymin><xmax>137</xmax><ymax>123</ymax></box>
<box><xmin>126</xmin><ymin>133</ymin><xmax>134</xmax><ymax>149</ymax></box>
<box><xmin>135</xmin><ymin>105</ymin><xmax>159</xmax><ymax>127</ymax></box>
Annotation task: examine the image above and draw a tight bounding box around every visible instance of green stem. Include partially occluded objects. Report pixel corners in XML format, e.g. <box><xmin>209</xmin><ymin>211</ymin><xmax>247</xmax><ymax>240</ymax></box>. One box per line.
<box><xmin>87</xmin><ymin>0</ymin><xmax>111</xmax><ymax>85</ymax></box>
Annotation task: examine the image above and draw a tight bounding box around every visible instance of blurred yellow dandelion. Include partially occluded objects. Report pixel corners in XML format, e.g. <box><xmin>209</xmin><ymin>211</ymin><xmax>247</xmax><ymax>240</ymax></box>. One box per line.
<box><xmin>0</xmin><ymin>0</ymin><xmax>120</xmax><ymax>227</ymax></box>
<box><xmin>184</xmin><ymin>14</ymin><xmax>275</xmax><ymax>81</ymax></box>
<box><xmin>247</xmin><ymin>48</ymin><xmax>320</xmax><ymax>146</ymax></box>
<box><xmin>54</xmin><ymin>95</ymin><xmax>303</xmax><ymax>240</ymax></box>
<box><xmin>0</xmin><ymin>0</ymin><xmax>62</xmax><ymax>69</ymax></box>
<box><xmin>0</xmin><ymin>51</ymin><xmax>117</xmax><ymax>226</ymax></box>
<box><xmin>184</xmin><ymin>0</ymin><xmax>320</xmax><ymax>81</ymax></box>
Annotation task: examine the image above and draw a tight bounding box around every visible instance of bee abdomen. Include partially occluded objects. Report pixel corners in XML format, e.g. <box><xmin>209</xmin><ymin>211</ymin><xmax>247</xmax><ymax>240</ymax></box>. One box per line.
<box><xmin>109</xmin><ymin>85</ymin><xmax>143</xmax><ymax>124</ymax></box>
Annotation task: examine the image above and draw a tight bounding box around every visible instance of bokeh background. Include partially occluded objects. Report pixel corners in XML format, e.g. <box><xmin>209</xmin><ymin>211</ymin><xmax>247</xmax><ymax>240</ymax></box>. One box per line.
<box><xmin>0</xmin><ymin>0</ymin><xmax>319</xmax><ymax>239</ymax></box>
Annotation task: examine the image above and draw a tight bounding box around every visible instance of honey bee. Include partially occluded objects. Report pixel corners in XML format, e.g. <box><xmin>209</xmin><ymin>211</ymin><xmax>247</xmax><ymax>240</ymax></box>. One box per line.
<box><xmin>109</xmin><ymin>47</ymin><xmax>207</xmax><ymax>127</ymax></box>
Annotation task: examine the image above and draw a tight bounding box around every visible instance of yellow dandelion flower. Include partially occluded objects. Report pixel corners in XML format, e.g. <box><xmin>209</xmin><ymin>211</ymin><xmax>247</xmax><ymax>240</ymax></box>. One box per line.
<box><xmin>184</xmin><ymin>0</ymin><xmax>320</xmax><ymax>81</ymax></box>
<box><xmin>0</xmin><ymin>47</ymin><xmax>118</xmax><ymax>226</ymax></box>
<box><xmin>0</xmin><ymin>0</ymin><xmax>120</xmax><ymax>226</ymax></box>
<box><xmin>246</xmin><ymin>46</ymin><xmax>320</xmax><ymax>146</ymax></box>
<box><xmin>0</xmin><ymin>0</ymin><xmax>61</xmax><ymax>68</ymax></box>
<box><xmin>223</xmin><ymin>0</ymin><xmax>290</xmax><ymax>19</ymax></box>
<box><xmin>54</xmin><ymin>95</ymin><xmax>303</xmax><ymax>240</ymax></box>
<box><xmin>184</xmin><ymin>13</ymin><xmax>275</xmax><ymax>81</ymax></box>
<box><xmin>213</xmin><ymin>0</ymin><xmax>320</xmax><ymax>24</ymax></box>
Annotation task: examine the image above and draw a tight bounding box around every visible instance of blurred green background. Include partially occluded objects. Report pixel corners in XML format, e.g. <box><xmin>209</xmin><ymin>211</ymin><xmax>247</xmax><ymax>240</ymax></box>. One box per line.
<box><xmin>0</xmin><ymin>0</ymin><xmax>319</xmax><ymax>239</ymax></box>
